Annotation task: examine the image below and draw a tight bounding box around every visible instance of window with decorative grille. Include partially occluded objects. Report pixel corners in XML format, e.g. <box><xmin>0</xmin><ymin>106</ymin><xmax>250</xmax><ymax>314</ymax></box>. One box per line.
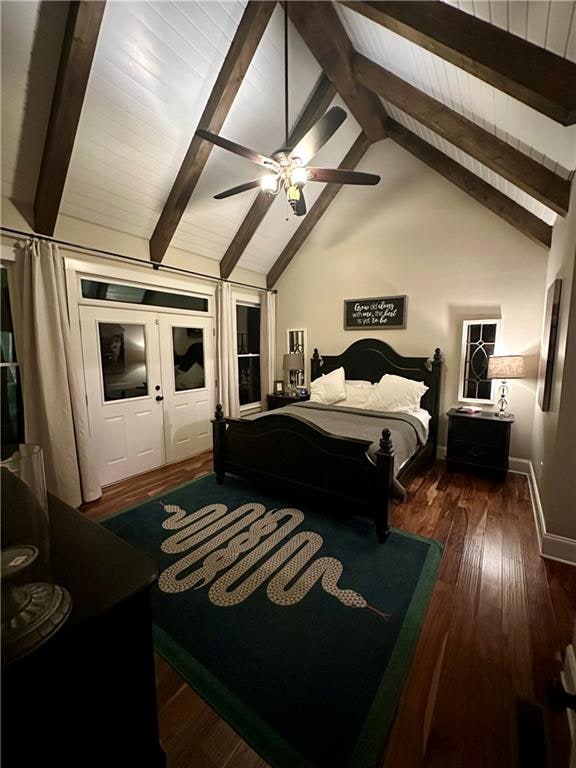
<box><xmin>459</xmin><ymin>319</ymin><xmax>500</xmax><ymax>403</ymax></box>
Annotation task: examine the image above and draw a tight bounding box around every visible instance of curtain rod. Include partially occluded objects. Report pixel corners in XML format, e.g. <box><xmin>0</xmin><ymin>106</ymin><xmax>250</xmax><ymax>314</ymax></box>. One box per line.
<box><xmin>0</xmin><ymin>226</ymin><xmax>276</xmax><ymax>294</ymax></box>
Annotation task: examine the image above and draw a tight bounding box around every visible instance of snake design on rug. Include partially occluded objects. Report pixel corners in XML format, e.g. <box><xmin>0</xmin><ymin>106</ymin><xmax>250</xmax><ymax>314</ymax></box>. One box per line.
<box><xmin>158</xmin><ymin>502</ymin><xmax>388</xmax><ymax>617</ymax></box>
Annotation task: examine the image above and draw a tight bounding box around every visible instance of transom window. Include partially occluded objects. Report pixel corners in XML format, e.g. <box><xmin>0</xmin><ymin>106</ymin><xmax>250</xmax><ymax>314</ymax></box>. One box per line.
<box><xmin>81</xmin><ymin>279</ymin><xmax>208</xmax><ymax>312</ymax></box>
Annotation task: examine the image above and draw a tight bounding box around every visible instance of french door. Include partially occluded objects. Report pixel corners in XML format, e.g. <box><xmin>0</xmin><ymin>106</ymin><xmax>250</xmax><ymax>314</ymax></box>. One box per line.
<box><xmin>158</xmin><ymin>315</ymin><xmax>214</xmax><ymax>464</ymax></box>
<box><xmin>80</xmin><ymin>307</ymin><xmax>214</xmax><ymax>486</ymax></box>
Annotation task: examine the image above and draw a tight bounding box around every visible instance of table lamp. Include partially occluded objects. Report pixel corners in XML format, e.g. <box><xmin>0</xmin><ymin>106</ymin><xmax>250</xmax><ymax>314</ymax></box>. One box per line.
<box><xmin>283</xmin><ymin>353</ymin><xmax>304</xmax><ymax>395</ymax></box>
<box><xmin>487</xmin><ymin>355</ymin><xmax>525</xmax><ymax>417</ymax></box>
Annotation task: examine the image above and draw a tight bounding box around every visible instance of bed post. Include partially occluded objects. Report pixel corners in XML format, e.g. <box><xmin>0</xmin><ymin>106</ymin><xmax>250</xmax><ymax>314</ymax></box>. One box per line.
<box><xmin>311</xmin><ymin>348</ymin><xmax>321</xmax><ymax>381</ymax></box>
<box><xmin>429</xmin><ymin>348</ymin><xmax>443</xmax><ymax>454</ymax></box>
<box><xmin>212</xmin><ymin>404</ymin><xmax>226</xmax><ymax>484</ymax></box>
<box><xmin>374</xmin><ymin>428</ymin><xmax>394</xmax><ymax>542</ymax></box>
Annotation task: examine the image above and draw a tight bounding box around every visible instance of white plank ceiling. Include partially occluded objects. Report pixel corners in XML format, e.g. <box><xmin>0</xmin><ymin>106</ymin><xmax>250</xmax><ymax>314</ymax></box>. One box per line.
<box><xmin>442</xmin><ymin>1</ymin><xmax>576</xmax><ymax>60</ymax></box>
<box><xmin>0</xmin><ymin>1</ymin><xmax>68</xmax><ymax>204</ymax></box>
<box><xmin>2</xmin><ymin>0</ymin><xmax>576</xmax><ymax>274</ymax></box>
<box><xmin>61</xmin><ymin>0</ymin><xmax>249</xmax><ymax>240</ymax></box>
<box><xmin>171</xmin><ymin>4</ymin><xmax>326</xmax><ymax>263</ymax></box>
<box><xmin>337</xmin><ymin>3</ymin><xmax>576</xmax><ymax>186</ymax></box>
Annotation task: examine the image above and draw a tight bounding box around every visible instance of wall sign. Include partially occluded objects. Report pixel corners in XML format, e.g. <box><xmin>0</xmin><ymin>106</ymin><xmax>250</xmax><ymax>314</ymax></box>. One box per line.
<box><xmin>344</xmin><ymin>296</ymin><xmax>407</xmax><ymax>330</ymax></box>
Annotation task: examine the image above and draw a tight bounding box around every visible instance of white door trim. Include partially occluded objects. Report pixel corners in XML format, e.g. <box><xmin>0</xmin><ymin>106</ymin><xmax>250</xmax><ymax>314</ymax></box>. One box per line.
<box><xmin>65</xmin><ymin>256</ymin><xmax>215</xmax><ymax>427</ymax></box>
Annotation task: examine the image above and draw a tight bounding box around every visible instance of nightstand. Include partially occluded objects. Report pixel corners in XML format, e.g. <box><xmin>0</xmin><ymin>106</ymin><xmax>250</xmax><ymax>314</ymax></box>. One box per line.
<box><xmin>267</xmin><ymin>392</ymin><xmax>310</xmax><ymax>410</ymax></box>
<box><xmin>446</xmin><ymin>408</ymin><xmax>514</xmax><ymax>479</ymax></box>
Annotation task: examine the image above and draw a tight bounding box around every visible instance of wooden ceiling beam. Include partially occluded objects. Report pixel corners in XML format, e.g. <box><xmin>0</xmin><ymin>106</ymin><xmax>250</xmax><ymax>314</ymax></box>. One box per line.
<box><xmin>267</xmin><ymin>132</ymin><xmax>372</xmax><ymax>288</ymax></box>
<box><xmin>220</xmin><ymin>73</ymin><xmax>336</xmax><ymax>279</ymax></box>
<box><xmin>340</xmin><ymin>1</ymin><xmax>576</xmax><ymax>125</ymax></box>
<box><xmin>34</xmin><ymin>1</ymin><xmax>106</xmax><ymax>236</ymax></box>
<box><xmin>354</xmin><ymin>53</ymin><xmax>570</xmax><ymax>216</ymax></box>
<box><xmin>287</xmin><ymin>1</ymin><xmax>387</xmax><ymax>142</ymax></box>
<box><xmin>386</xmin><ymin>118</ymin><xmax>552</xmax><ymax>249</ymax></box>
<box><xmin>149</xmin><ymin>1</ymin><xmax>276</xmax><ymax>264</ymax></box>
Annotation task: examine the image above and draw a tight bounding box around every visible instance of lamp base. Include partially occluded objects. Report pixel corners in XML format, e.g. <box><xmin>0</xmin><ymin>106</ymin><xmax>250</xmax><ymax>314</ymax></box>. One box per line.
<box><xmin>497</xmin><ymin>380</ymin><xmax>509</xmax><ymax>418</ymax></box>
<box><xmin>1</xmin><ymin>582</ymin><xmax>72</xmax><ymax>664</ymax></box>
<box><xmin>1</xmin><ymin>545</ymin><xmax>72</xmax><ymax>664</ymax></box>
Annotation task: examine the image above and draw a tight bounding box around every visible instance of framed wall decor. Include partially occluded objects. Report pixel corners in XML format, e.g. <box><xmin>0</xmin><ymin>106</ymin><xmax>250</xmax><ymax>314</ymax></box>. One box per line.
<box><xmin>344</xmin><ymin>296</ymin><xmax>407</xmax><ymax>330</ymax></box>
<box><xmin>537</xmin><ymin>278</ymin><xmax>562</xmax><ymax>412</ymax></box>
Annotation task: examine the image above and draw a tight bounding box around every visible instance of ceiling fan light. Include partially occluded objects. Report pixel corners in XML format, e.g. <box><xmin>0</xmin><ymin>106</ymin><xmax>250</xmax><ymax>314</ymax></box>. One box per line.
<box><xmin>260</xmin><ymin>175</ymin><xmax>278</xmax><ymax>195</ymax></box>
<box><xmin>290</xmin><ymin>166</ymin><xmax>308</xmax><ymax>188</ymax></box>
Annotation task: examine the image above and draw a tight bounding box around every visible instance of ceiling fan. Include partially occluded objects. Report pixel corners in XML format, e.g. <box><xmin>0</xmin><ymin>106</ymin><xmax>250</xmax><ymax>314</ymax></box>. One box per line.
<box><xmin>195</xmin><ymin>4</ymin><xmax>381</xmax><ymax>217</ymax></box>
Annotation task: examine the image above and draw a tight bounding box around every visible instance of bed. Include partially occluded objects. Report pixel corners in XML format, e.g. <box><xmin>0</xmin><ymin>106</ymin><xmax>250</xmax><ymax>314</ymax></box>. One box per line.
<box><xmin>212</xmin><ymin>339</ymin><xmax>443</xmax><ymax>541</ymax></box>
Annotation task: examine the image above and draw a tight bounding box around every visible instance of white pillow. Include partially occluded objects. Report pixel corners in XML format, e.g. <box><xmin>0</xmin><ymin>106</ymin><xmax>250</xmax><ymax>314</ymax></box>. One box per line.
<box><xmin>345</xmin><ymin>379</ymin><xmax>373</xmax><ymax>388</ymax></box>
<box><xmin>365</xmin><ymin>374</ymin><xmax>428</xmax><ymax>413</ymax></box>
<box><xmin>310</xmin><ymin>367</ymin><xmax>346</xmax><ymax>405</ymax></box>
<box><xmin>334</xmin><ymin>382</ymin><xmax>374</xmax><ymax>409</ymax></box>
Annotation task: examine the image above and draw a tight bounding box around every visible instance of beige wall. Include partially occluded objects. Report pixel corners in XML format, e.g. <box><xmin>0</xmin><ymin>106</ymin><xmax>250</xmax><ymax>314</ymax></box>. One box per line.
<box><xmin>0</xmin><ymin>196</ymin><xmax>266</xmax><ymax>289</ymax></box>
<box><xmin>275</xmin><ymin>140</ymin><xmax>547</xmax><ymax>459</ymax></box>
<box><xmin>530</xmin><ymin>180</ymin><xmax>576</xmax><ymax>539</ymax></box>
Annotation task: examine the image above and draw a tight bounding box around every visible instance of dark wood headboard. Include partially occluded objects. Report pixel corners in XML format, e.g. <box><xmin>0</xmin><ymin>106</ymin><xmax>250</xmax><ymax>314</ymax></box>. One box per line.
<box><xmin>311</xmin><ymin>339</ymin><xmax>443</xmax><ymax>448</ymax></box>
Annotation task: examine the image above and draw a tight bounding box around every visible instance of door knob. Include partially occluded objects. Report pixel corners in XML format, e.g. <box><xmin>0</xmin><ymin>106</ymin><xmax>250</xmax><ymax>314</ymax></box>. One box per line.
<box><xmin>156</xmin><ymin>395</ymin><xmax>164</xmax><ymax>402</ymax></box>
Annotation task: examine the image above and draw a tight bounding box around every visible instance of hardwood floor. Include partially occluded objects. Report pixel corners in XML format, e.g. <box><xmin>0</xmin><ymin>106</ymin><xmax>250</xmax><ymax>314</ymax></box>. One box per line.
<box><xmin>82</xmin><ymin>456</ymin><xmax>576</xmax><ymax>768</ymax></box>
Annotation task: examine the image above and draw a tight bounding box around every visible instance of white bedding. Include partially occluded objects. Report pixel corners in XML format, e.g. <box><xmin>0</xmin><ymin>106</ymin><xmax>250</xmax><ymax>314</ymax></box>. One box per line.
<box><xmin>411</xmin><ymin>408</ymin><xmax>431</xmax><ymax>441</ymax></box>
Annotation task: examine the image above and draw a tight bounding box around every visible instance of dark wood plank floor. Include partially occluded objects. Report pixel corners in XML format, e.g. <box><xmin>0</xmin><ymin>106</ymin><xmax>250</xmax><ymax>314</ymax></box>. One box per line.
<box><xmin>82</xmin><ymin>456</ymin><xmax>576</xmax><ymax>768</ymax></box>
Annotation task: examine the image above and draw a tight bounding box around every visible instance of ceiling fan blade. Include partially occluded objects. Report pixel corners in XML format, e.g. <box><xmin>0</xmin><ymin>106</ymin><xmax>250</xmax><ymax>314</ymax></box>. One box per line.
<box><xmin>214</xmin><ymin>179</ymin><xmax>267</xmax><ymax>200</ymax></box>
<box><xmin>307</xmin><ymin>168</ymin><xmax>381</xmax><ymax>185</ymax></box>
<box><xmin>196</xmin><ymin>129</ymin><xmax>279</xmax><ymax>170</ymax></box>
<box><xmin>288</xmin><ymin>107</ymin><xmax>347</xmax><ymax>165</ymax></box>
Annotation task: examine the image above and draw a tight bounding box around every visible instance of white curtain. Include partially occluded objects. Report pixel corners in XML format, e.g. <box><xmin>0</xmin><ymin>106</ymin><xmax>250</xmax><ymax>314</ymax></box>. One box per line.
<box><xmin>260</xmin><ymin>290</ymin><xmax>276</xmax><ymax>407</ymax></box>
<box><xmin>216</xmin><ymin>282</ymin><xmax>240</xmax><ymax>417</ymax></box>
<box><xmin>8</xmin><ymin>240</ymin><xmax>101</xmax><ymax>507</ymax></box>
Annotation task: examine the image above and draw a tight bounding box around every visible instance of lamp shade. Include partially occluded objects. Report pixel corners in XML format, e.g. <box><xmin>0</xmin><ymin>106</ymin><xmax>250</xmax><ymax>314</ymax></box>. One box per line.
<box><xmin>283</xmin><ymin>353</ymin><xmax>304</xmax><ymax>371</ymax></box>
<box><xmin>487</xmin><ymin>355</ymin><xmax>525</xmax><ymax>380</ymax></box>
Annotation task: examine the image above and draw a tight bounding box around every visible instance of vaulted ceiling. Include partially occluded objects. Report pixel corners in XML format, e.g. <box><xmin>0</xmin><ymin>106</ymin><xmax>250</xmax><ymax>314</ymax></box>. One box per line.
<box><xmin>2</xmin><ymin>1</ymin><xmax>575</xmax><ymax>285</ymax></box>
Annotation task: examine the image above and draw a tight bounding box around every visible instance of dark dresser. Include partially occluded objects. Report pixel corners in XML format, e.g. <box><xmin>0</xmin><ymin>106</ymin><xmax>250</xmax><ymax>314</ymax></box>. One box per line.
<box><xmin>267</xmin><ymin>392</ymin><xmax>310</xmax><ymax>410</ymax></box>
<box><xmin>446</xmin><ymin>408</ymin><xmax>514</xmax><ymax>479</ymax></box>
<box><xmin>2</xmin><ymin>494</ymin><xmax>164</xmax><ymax>768</ymax></box>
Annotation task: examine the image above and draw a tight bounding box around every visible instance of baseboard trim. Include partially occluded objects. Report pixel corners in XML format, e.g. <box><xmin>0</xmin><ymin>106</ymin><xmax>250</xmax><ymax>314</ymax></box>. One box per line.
<box><xmin>436</xmin><ymin>448</ymin><xmax>576</xmax><ymax>566</ymax></box>
<box><xmin>561</xmin><ymin>644</ymin><xmax>576</xmax><ymax>765</ymax></box>
<box><xmin>509</xmin><ymin>457</ymin><xmax>531</xmax><ymax>474</ymax></box>
<box><xmin>527</xmin><ymin>462</ymin><xmax>576</xmax><ymax>566</ymax></box>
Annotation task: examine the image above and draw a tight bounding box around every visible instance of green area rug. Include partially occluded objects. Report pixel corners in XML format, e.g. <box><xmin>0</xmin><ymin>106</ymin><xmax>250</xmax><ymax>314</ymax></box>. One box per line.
<box><xmin>103</xmin><ymin>473</ymin><xmax>442</xmax><ymax>768</ymax></box>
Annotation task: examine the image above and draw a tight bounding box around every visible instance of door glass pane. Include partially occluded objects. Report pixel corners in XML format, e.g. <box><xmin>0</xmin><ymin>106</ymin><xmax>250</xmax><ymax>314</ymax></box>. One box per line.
<box><xmin>99</xmin><ymin>323</ymin><xmax>148</xmax><ymax>401</ymax></box>
<box><xmin>173</xmin><ymin>327</ymin><xmax>205</xmax><ymax>391</ymax></box>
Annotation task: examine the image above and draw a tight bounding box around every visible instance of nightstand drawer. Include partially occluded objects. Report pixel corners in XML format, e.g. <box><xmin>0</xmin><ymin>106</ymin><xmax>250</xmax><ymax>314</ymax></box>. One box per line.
<box><xmin>451</xmin><ymin>416</ymin><xmax>503</xmax><ymax>445</ymax></box>
<box><xmin>451</xmin><ymin>439</ymin><xmax>505</xmax><ymax>466</ymax></box>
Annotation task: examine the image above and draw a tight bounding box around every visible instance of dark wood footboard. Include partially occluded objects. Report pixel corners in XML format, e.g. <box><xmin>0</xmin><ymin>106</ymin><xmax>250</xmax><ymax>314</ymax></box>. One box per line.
<box><xmin>212</xmin><ymin>405</ymin><xmax>394</xmax><ymax>541</ymax></box>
